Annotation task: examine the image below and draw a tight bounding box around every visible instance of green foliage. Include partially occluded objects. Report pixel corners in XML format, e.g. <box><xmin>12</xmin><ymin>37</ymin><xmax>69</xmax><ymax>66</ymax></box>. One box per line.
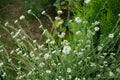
<box><xmin>85</xmin><ymin>0</ymin><xmax>120</xmax><ymax>37</ymax></box>
<box><xmin>0</xmin><ymin>0</ymin><xmax>120</xmax><ymax>80</ymax></box>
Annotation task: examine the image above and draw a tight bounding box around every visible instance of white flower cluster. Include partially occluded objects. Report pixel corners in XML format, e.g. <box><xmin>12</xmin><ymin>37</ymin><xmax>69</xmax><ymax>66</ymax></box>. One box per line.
<box><xmin>44</xmin><ymin>53</ymin><xmax>50</xmax><ymax>60</ymax></box>
<box><xmin>62</xmin><ymin>46</ymin><xmax>71</xmax><ymax>54</ymax></box>
<box><xmin>92</xmin><ymin>21</ymin><xmax>100</xmax><ymax>26</ymax></box>
<box><xmin>84</xmin><ymin>0</ymin><xmax>91</xmax><ymax>4</ymax></box>
<box><xmin>109</xmin><ymin>71</ymin><xmax>115</xmax><ymax>77</ymax></box>
<box><xmin>12</xmin><ymin>29</ymin><xmax>21</xmax><ymax>39</ymax></box>
<box><xmin>41</xmin><ymin>11</ymin><xmax>46</xmax><ymax>15</ymax></box>
<box><xmin>94</xmin><ymin>27</ymin><xmax>100</xmax><ymax>31</ymax></box>
<box><xmin>67</xmin><ymin>67</ymin><xmax>72</xmax><ymax>73</ymax></box>
<box><xmin>118</xmin><ymin>13</ymin><xmax>120</xmax><ymax>17</ymax></box>
<box><xmin>61</xmin><ymin>40</ymin><xmax>69</xmax><ymax>46</ymax></box>
<box><xmin>5</xmin><ymin>22</ymin><xmax>9</xmax><ymax>26</ymax></box>
<box><xmin>75</xmin><ymin>17</ymin><xmax>82</xmax><ymax>23</ymax></box>
<box><xmin>27</xmin><ymin>9</ymin><xmax>32</xmax><ymax>14</ymax></box>
<box><xmin>14</xmin><ymin>20</ymin><xmax>18</xmax><ymax>24</ymax></box>
<box><xmin>108</xmin><ymin>33</ymin><xmax>114</xmax><ymax>39</ymax></box>
<box><xmin>55</xmin><ymin>16</ymin><xmax>61</xmax><ymax>20</ymax></box>
<box><xmin>39</xmin><ymin>25</ymin><xmax>43</xmax><ymax>29</ymax></box>
<box><xmin>58</xmin><ymin>32</ymin><xmax>65</xmax><ymax>38</ymax></box>
<box><xmin>57</xmin><ymin>10</ymin><xmax>63</xmax><ymax>14</ymax></box>
<box><xmin>19</xmin><ymin>15</ymin><xmax>25</xmax><ymax>20</ymax></box>
<box><xmin>76</xmin><ymin>31</ymin><xmax>81</xmax><ymax>35</ymax></box>
<box><xmin>0</xmin><ymin>62</ymin><xmax>4</xmax><ymax>67</ymax></box>
<box><xmin>46</xmin><ymin>70</ymin><xmax>51</xmax><ymax>74</ymax></box>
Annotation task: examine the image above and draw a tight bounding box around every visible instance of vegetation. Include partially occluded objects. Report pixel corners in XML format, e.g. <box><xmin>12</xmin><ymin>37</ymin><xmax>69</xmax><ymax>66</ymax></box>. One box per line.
<box><xmin>0</xmin><ymin>0</ymin><xmax>120</xmax><ymax>80</ymax></box>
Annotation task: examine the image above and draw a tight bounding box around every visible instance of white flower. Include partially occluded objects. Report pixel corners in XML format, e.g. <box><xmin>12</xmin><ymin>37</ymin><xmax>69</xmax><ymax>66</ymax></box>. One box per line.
<box><xmin>51</xmin><ymin>62</ymin><xmax>56</xmax><ymax>66</ymax></box>
<box><xmin>103</xmin><ymin>61</ymin><xmax>107</xmax><ymax>64</ymax></box>
<box><xmin>84</xmin><ymin>0</ymin><xmax>91</xmax><ymax>4</ymax></box>
<box><xmin>28</xmin><ymin>9</ymin><xmax>31</xmax><ymax>14</ymax></box>
<box><xmin>76</xmin><ymin>31</ymin><xmax>81</xmax><ymax>35</ymax></box>
<box><xmin>17</xmin><ymin>51</ymin><xmax>22</xmax><ymax>55</ymax></box>
<box><xmin>0</xmin><ymin>50</ymin><xmax>3</xmax><ymax>52</ymax></box>
<box><xmin>46</xmin><ymin>70</ymin><xmax>51</xmax><ymax>74</ymax></box>
<box><xmin>85</xmin><ymin>45</ymin><xmax>90</xmax><ymax>48</ymax></box>
<box><xmin>83</xmin><ymin>20</ymin><xmax>88</xmax><ymax>24</ymax></box>
<box><xmin>69</xmin><ymin>75</ymin><xmax>72</xmax><ymax>79</ymax></box>
<box><xmin>75</xmin><ymin>17</ymin><xmax>82</xmax><ymax>23</ymax></box>
<box><xmin>61</xmin><ymin>78</ymin><xmax>65</xmax><ymax>80</ymax></box>
<box><xmin>27</xmin><ymin>71</ymin><xmax>32</xmax><ymax>76</ymax></box>
<box><xmin>58</xmin><ymin>21</ymin><xmax>63</xmax><ymax>25</ymax></box>
<box><xmin>83</xmin><ymin>77</ymin><xmax>86</xmax><ymax>80</ymax></box>
<box><xmin>22</xmin><ymin>36</ymin><xmax>26</xmax><ymax>40</ymax></box>
<box><xmin>50</xmin><ymin>40</ymin><xmax>55</xmax><ymax>44</ymax></box>
<box><xmin>14</xmin><ymin>20</ymin><xmax>18</xmax><ymax>24</ymax></box>
<box><xmin>90</xmin><ymin>63</ymin><xmax>96</xmax><ymax>67</ymax></box>
<box><xmin>41</xmin><ymin>11</ymin><xmax>46</xmax><ymax>15</ymax></box>
<box><xmin>57</xmin><ymin>10</ymin><xmax>63</xmax><ymax>14</ymax></box>
<box><xmin>58</xmin><ymin>32</ymin><xmax>65</xmax><ymax>38</ymax></box>
<box><xmin>109</xmin><ymin>71</ymin><xmax>115</xmax><ymax>77</ymax></box>
<box><xmin>42</xmin><ymin>29</ymin><xmax>47</xmax><ymax>35</ymax></box>
<box><xmin>94</xmin><ymin>27</ymin><xmax>100</xmax><ymax>31</ymax></box>
<box><xmin>62</xmin><ymin>46</ymin><xmax>71</xmax><ymax>54</ymax></box>
<box><xmin>116</xmin><ymin>68</ymin><xmax>120</xmax><ymax>72</ymax></box>
<box><xmin>0</xmin><ymin>62</ymin><xmax>4</xmax><ymax>67</ymax></box>
<box><xmin>55</xmin><ymin>16</ymin><xmax>61</xmax><ymax>20</ymax></box>
<box><xmin>108</xmin><ymin>33</ymin><xmax>114</xmax><ymax>39</ymax></box>
<box><xmin>67</xmin><ymin>68</ymin><xmax>72</xmax><ymax>73</ymax></box>
<box><xmin>2</xmin><ymin>72</ymin><xmax>6</xmax><ymax>77</ymax></box>
<box><xmin>39</xmin><ymin>25</ymin><xmax>43</xmax><ymax>28</ymax></box>
<box><xmin>81</xmin><ymin>48</ymin><xmax>86</xmax><ymax>51</ymax></box>
<box><xmin>10</xmin><ymin>50</ymin><xmax>14</xmax><ymax>54</ymax></box>
<box><xmin>19</xmin><ymin>15</ymin><xmax>25</xmax><ymax>20</ymax></box>
<box><xmin>103</xmin><ymin>53</ymin><xmax>107</xmax><ymax>56</ymax></box>
<box><xmin>34</xmin><ymin>48</ymin><xmax>37</xmax><ymax>51</ymax></box>
<box><xmin>97</xmin><ymin>46</ymin><xmax>103</xmax><ymax>51</ymax></box>
<box><xmin>52</xmin><ymin>50</ymin><xmax>56</xmax><ymax>54</ymax></box>
<box><xmin>5</xmin><ymin>22</ymin><xmax>9</xmax><ymax>26</ymax></box>
<box><xmin>118</xmin><ymin>13</ymin><xmax>120</xmax><ymax>17</ymax></box>
<box><xmin>38</xmin><ymin>45</ymin><xmax>44</xmax><ymax>49</ymax></box>
<box><xmin>69</xmin><ymin>20</ymin><xmax>72</xmax><ymax>23</ymax></box>
<box><xmin>61</xmin><ymin>40</ymin><xmax>69</xmax><ymax>46</ymax></box>
<box><xmin>30</xmin><ymin>51</ymin><xmax>34</xmax><ymax>57</ymax></box>
<box><xmin>10</xmin><ymin>32</ymin><xmax>14</xmax><ymax>35</ymax></box>
<box><xmin>23</xmin><ymin>53</ymin><xmax>27</xmax><ymax>57</ymax></box>
<box><xmin>39</xmin><ymin>62</ymin><xmax>45</xmax><ymax>67</ymax></box>
<box><xmin>46</xmin><ymin>39</ymin><xmax>50</xmax><ymax>43</ymax></box>
<box><xmin>119</xmin><ymin>33</ymin><xmax>120</xmax><ymax>35</ymax></box>
<box><xmin>92</xmin><ymin>21</ymin><xmax>100</xmax><ymax>26</ymax></box>
<box><xmin>74</xmin><ymin>77</ymin><xmax>80</xmax><ymax>80</ymax></box>
<box><xmin>58</xmin><ymin>76</ymin><xmax>62</xmax><ymax>79</ymax></box>
<box><xmin>44</xmin><ymin>53</ymin><xmax>50</xmax><ymax>60</ymax></box>
<box><xmin>33</xmin><ymin>40</ymin><xmax>37</xmax><ymax>43</ymax></box>
<box><xmin>96</xmin><ymin>74</ymin><xmax>101</xmax><ymax>77</ymax></box>
<box><xmin>110</xmin><ymin>53</ymin><xmax>115</xmax><ymax>56</ymax></box>
<box><xmin>12</xmin><ymin>29</ymin><xmax>21</xmax><ymax>38</ymax></box>
<box><xmin>78</xmin><ymin>52</ymin><xmax>83</xmax><ymax>55</ymax></box>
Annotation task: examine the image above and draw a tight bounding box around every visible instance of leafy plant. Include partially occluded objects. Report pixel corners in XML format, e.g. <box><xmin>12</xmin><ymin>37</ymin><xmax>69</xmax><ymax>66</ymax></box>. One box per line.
<box><xmin>0</xmin><ymin>0</ymin><xmax>120</xmax><ymax>80</ymax></box>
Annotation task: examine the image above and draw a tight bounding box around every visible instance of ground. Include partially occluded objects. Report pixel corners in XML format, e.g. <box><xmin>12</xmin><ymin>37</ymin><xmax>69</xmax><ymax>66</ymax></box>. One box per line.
<box><xmin>1</xmin><ymin>0</ymin><xmax>47</xmax><ymax>44</ymax></box>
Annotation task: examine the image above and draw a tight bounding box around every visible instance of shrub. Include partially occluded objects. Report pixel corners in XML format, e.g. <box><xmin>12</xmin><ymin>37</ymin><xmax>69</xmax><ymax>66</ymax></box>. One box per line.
<box><xmin>0</xmin><ymin>0</ymin><xmax>120</xmax><ymax>80</ymax></box>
